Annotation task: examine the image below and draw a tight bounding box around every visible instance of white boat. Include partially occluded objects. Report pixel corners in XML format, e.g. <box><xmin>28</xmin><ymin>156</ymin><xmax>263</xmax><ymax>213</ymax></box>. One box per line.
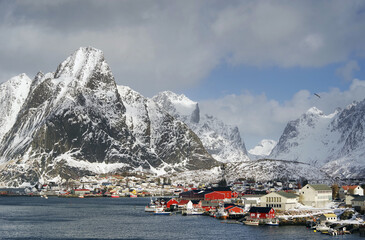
<box><xmin>153</xmin><ymin>208</ymin><xmax>171</xmax><ymax>215</ymax></box>
<box><xmin>145</xmin><ymin>205</ymin><xmax>157</xmax><ymax>212</ymax></box>
<box><xmin>266</xmin><ymin>219</ymin><xmax>279</xmax><ymax>226</ymax></box>
<box><xmin>184</xmin><ymin>208</ymin><xmax>204</xmax><ymax>215</ymax></box>
<box><xmin>316</xmin><ymin>223</ymin><xmax>330</xmax><ymax>231</ymax></box>
<box><xmin>145</xmin><ymin>198</ymin><xmax>157</xmax><ymax>212</ymax></box>
<box><xmin>243</xmin><ymin>219</ymin><xmax>260</xmax><ymax>226</ymax></box>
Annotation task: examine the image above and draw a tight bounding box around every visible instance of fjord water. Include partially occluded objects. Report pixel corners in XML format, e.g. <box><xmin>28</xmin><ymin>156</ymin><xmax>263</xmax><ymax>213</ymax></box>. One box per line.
<box><xmin>0</xmin><ymin>197</ymin><xmax>359</xmax><ymax>240</ymax></box>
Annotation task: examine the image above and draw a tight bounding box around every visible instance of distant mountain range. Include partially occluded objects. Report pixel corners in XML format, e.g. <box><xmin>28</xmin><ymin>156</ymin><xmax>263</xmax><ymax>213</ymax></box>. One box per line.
<box><xmin>0</xmin><ymin>46</ymin><xmax>364</xmax><ymax>187</ymax></box>
<box><xmin>270</xmin><ymin>103</ymin><xmax>365</xmax><ymax>179</ymax></box>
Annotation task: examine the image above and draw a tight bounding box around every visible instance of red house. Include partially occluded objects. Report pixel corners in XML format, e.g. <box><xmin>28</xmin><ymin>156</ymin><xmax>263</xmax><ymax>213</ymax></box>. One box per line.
<box><xmin>178</xmin><ymin>199</ymin><xmax>190</xmax><ymax>208</ymax></box>
<box><xmin>157</xmin><ymin>198</ymin><xmax>179</xmax><ymax>208</ymax></box>
<box><xmin>204</xmin><ymin>187</ymin><xmax>233</xmax><ymax>200</ymax></box>
<box><xmin>226</xmin><ymin>206</ymin><xmax>245</xmax><ymax>215</ymax></box>
<box><xmin>205</xmin><ymin>191</ymin><xmax>225</xmax><ymax>201</ymax></box>
<box><xmin>166</xmin><ymin>198</ymin><xmax>179</xmax><ymax>208</ymax></box>
<box><xmin>249</xmin><ymin>207</ymin><xmax>275</xmax><ymax>219</ymax></box>
<box><xmin>210</xmin><ymin>187</ymin><xmax>232</xmax><ymax>199</ymax></box>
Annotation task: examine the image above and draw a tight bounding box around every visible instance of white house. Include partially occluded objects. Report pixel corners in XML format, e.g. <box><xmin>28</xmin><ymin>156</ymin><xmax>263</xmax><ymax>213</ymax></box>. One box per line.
<box><xmin>299</xmin><ymin>184</ymin><xmax>332</xmax><ymax>208</ymax></box>
<box><xmin>339</xmin><ymin>185</ymin><xmax>364</xmax><ymax>199</ymax></box>
<box><xmin>319</xmin><ymin>213</ymin><xmax>337</xmax><ymax>223</ymax></box>
<box><xmin>260</xmin><ymin>191</ymin><xmax>299</xmax><ymax>211</ymax></box>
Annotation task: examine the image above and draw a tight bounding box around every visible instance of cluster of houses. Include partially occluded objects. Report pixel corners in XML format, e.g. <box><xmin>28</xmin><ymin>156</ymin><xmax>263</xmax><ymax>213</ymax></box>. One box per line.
<box><xmin>0</xmin><ymin>173</ymin><xmax>179</xmax><ymax>197</ymax></box>
<box><xmin>148</xmin><ymin>183</ymin><xmax>365</xmax><ymax>222</ymax></box>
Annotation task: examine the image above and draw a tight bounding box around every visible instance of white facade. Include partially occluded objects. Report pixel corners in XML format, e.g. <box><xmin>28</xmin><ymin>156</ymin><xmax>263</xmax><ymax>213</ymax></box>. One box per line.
<box><xmin>299</xmin><ymin>184</ymin><xmax>332</xmax><ymax>208</ymax></box>
<box><xmin>260</xmin><ymin>192</ymin><xmax>298</xmax><ymax>211</ymax></box>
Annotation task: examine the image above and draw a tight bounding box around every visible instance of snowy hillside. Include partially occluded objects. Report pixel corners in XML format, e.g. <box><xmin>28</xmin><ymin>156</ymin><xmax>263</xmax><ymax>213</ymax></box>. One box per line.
<box><xmin>270</xmin><ymin>103</ymin><xmax>365</xmax><ymax>179</ymax></box>
<box><xmin>0</xmin><ymin>47</ymin><xmax>217</xmax><ymax>186</ymax></box>
<box><xmin>153</xmin><ymin>91</ymin><xmax>250</xmax><ymax>163</ymax></box>
<box><xmin>248</xmin><ymin>139</ymin><xmax>277</xmax><ymax>160</ymax></box>
<box><xmin>225</xmin><ymin>159</ymin><xmax>331</xmax><ymax>183</ymax></box>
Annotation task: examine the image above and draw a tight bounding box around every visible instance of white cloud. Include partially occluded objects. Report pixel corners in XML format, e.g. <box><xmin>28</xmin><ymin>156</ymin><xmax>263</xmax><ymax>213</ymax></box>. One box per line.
<box><xmin>200</xmin><ymin>79</ymin><xmax>365</xmax><ymax>148</ymax></box>
<box><xmin>336</xmin><ymin>60</ymin><xmax>360</xmax><ymax>81</ymax></box>
<box><xmin>0</xmin><ymin>1</ymin><xmax>365</xmax><ymax>96</ymax></box>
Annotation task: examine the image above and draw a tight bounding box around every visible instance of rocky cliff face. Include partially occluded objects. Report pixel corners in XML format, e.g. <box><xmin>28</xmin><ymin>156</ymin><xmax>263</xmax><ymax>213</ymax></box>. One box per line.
<box><xmin>0</xmin><ymin>47</ymin><xmax>217</xmax><ymax>186</ymax></box>
<box><xmin>270</xmin><ymin>103</ymin><xmax>365</xmax><ymax>179</ymax></box>
<box><xmin>152</xmin><ymin>91</ymin><xmax>250</xmax><ymax>163</ymax></box>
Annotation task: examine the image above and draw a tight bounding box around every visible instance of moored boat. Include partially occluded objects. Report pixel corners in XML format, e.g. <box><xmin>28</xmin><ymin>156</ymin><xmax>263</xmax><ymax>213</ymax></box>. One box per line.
<box><xmin>145</xmin><ymin>198</ymin><xmax>158</xmax><ymax>212</ymax></box>
<box><xmin>316</xmin><ymin>223</ymin><xmax>330</xmax><ymax>232</ymax></box>
<box><xmin>243</xmin><ymin>219</ymin><xmax>260</xmax><ymax>226</ymax></box>
<box><xmin>266</xmin><ymin>219</ymin><xmax>279</xmax><ymax>226</ymax></box>
<box><xmin>153</xmin><ymin>208</ymin><xmax>171</xmax><ymax>215</ymax></box>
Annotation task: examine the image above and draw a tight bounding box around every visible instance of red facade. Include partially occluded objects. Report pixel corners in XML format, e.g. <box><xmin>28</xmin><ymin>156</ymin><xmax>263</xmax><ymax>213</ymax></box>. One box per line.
<box><xmin>249</xmin><ymin>208</ymin><xmax>275</xmax><ymax>219</ymax></box>
<box><xmin>166</xmin><ymin>198</ymin><xmax>179</xmax><ymax>208</ymax></box>
<box><xmin>204</xmin><ymin>191</ymin><xmax>226</xmax><ymax>201</ymax></box>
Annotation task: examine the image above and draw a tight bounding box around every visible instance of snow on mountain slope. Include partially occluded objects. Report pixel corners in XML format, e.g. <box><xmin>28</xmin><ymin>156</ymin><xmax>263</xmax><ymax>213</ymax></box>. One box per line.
<box><xmin>225</xmin><ymin>159</ymin><xmax>331</xmax><ymax>182</ymax></box>
<box><xmin>0</xmin><ymin>74</ymin><xmax>32</xmax><ymax>142</ymax></box>
<box><xmin>117</xmin><ymin>85</ymin><xmax>217</xmax><ymax>174</ymax></box>
<box><xmin>270</xmin><ymin>102</ymin><xmax>365</xmax><ymax>179</ymax></box>
<box><xmin>248</xmin><ymin>139</ymin><xmax>277</xmax><ymax>160</ymax></box>
<box><xmin>152</xmin><ymin>91</ymin><xmax>250</xmax><ymax>163</ymax></box>
<box><xmin>0</xmin><ymin>47</ymin><xmax>217</xmax><ymax>186</ymax></box>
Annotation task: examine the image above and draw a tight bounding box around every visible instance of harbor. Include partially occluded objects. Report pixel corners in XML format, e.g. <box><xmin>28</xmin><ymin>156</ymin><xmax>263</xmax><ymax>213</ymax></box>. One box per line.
<box><xmin>0</xmin><ymin>196</ymin><xmax>362</xmax><ymax>240</ymax></box>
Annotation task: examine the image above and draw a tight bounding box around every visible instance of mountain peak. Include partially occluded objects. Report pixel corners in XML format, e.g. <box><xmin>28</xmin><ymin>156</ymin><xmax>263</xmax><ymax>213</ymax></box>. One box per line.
<box><xmin>306</xmin><ymin>106</ymin><xmax>323</xmax><ymax>115</ymax></box>
<box><xmin>54</xmin><ymin>46</ymin><xmax>110</xmax><ymax>83</ymax></box>
<box><xmin>153</xmin><ymin>91</ymin><xmax>197</xmax><ymax>117</ymax></box>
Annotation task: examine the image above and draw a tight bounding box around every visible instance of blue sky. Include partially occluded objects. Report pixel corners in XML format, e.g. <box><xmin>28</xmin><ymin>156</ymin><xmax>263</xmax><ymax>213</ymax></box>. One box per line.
<box><xmin>1</xmin><ymin>0</ymin><xmax>365</xmax><ymax>149</ymax></box>
<box><xmin>187</xmin><ymin>59</ymin><xmax>365</xmax><ymax>103</ymax></box>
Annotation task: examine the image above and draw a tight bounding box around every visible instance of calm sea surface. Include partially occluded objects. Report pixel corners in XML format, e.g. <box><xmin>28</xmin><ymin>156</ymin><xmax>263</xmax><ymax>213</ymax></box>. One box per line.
<box><xmin>0</xmin><ymin>197</ymin><xmax>361</xmax><ymax>240</ymax></box>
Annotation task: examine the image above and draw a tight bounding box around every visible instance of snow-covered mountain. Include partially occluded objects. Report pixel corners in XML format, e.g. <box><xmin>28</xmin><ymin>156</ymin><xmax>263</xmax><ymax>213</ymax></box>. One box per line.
<box><xmin>248</xmin><ymin>139</ymin><xmax>277</xmax><ymax>160</ymax></box>
<box><xmin>0</xmin><ymin>73</ymin><xmax>32</xmax><ymax>142</ymax></box>
<box><xmin>270</xmin><ymin>103</ymin><xmax>365</xmax><ymax>179</ymax></box>
<box><xmin>0</xmin><ymin>47</ymin><xmax>217</xmax><ymax>186</ymax></box>
<box><xmin>152</xmin><ymin>91</ymin><xmax>250</xmax><ymax>163</ymax></box>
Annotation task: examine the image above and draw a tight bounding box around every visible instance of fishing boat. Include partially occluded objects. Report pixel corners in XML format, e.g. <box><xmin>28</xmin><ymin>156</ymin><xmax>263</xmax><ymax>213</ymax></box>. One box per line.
<box><xmin>316</xmin><ymin>223</ymin><xmax>330</xmax><ymax>232</ymax></box>
<box><xmin>153</xmin><ymin>208</ymin><xmax>171</xmax><ymax>215</ymax></box>
<box><xmin>266</xmin><ymin>219</ymin><xmax>279</xmax><ymax>226</ymax></box>
<box><xmin>145</xmin><ymin>198</ymin><xmax>157</xmax><ymax>212</ymax></box>
<box><xmin>215</xmin><ymin>204</ymin><xmax>229</xmax><ymax>220</ymax></box>
<box><xmin>111</xmin><ymin>194</ymin><xmax>120</xmax><ymax>198</ymax></box>
<box><xmin>184</xmin><ymin>208</ymin><xmax>204</xmax><ymax>215</ymax></box>
<box><xmin>243</xmin><ymin>219</ymin><xmax>260</xmax><ymax>226</ymax></box>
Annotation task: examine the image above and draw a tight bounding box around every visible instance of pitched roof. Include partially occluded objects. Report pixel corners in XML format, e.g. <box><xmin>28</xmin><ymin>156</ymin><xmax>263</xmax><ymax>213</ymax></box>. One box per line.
<box><xmin>309</xmin><ymin>184</ymin><xmax>331</xmax><ymax>191</ymax></box>
<box><xmin>272</xmin><ymin>191</ymin><xmax>299</xmax><ymax>199</ymax></box>
<box><xmin>249</xmin><ymin>207</ymin><xmax>273</xmax><ymax>213</ymax></box>
<box><xmin>178</xmin><ymin>200</ymin><xmax>189</xmax><ymax>205</ymax></box>
<box><xmin>323</xmin><ymin>213</ymin><xmax>337</xmax><ymax>218</ymax></box>
<box><xmin>206</xmin><ymin>186</ymin><xmax>232</xmax><ymax>192</ymax></box>
<box><xmin>342</xmin><ymin>185</ymin><xmax>359</xmax><ymax>190</ymax></box>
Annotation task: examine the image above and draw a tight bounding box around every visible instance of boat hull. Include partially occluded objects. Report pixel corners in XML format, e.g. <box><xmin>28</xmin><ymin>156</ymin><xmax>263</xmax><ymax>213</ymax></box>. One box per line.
<box><xmin>243</xmin><ymin>221</ymin><xmax>259</xmax><ymax>226</ymax></box>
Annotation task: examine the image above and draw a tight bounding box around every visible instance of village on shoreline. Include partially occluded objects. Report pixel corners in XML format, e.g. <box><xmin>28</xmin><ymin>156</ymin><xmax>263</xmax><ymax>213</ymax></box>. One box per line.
<box><xmin>1</xmin><ymin>172</ymin><xmax>365</xmax><ymax>237</ymax></box>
